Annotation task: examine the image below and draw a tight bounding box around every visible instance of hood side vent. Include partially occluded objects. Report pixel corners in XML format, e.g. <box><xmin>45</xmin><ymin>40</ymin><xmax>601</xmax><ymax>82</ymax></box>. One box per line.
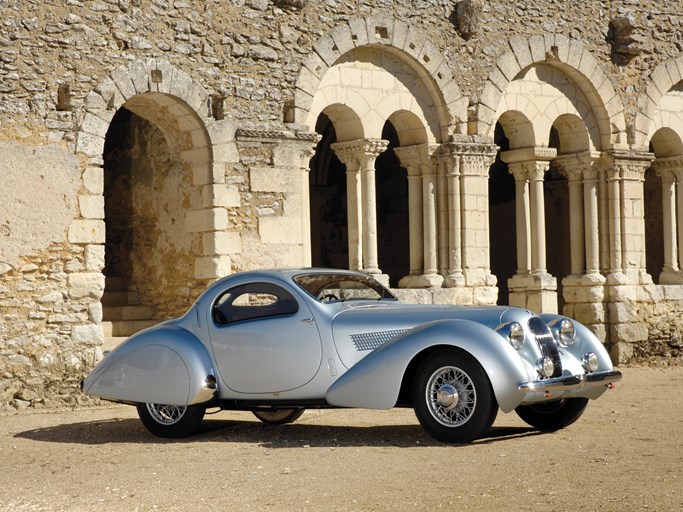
<box><xmin>350</xmin><ymin>329</ymin><xmax>409</xmax><ymax>351</ymax></box>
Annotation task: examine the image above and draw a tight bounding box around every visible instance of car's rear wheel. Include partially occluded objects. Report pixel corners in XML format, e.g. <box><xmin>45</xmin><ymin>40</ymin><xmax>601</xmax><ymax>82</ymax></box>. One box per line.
<box><xmin>515</xmin><ymin>397</ymin><xmax>589</xmax><ymax>431</ymax></box>
<box><xmin>136</xmin><ymin>402</ymin><xmax>206</xmax><ymax>438</ymax></box>
<box><xmin>412</xmin><ymin>348</ymin><xmax>498</xmax><ymax>444</ymax></box>
<box><xmin>252</xmin><ymin>408</ymin><xmax>305</xmax><ymax>425</ymax></box>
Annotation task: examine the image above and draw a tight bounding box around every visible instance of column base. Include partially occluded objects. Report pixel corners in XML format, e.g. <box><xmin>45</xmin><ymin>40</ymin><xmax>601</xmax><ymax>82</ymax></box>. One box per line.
<box><xmin>659</xmin><ymin>269</ymin><xmax>683</xmax><ymax>284</ymax></box>
<box><xmin>443</xmin><ymin>273</ymin><xmax>466</xmax><ymax>288</ymax></box>
<box><xmin>398</xmin><ymin>273</ymin><xmax>444</xmax><ymax>288</ymax></box>
<box><xmin>368</xmin><ymin>273</ymin><xmax>390</xmax><ymax>287</ymax></box>
<box><xmin>508</xmin><ymin>272</ymin><xmax>558</xmax><ymax>314</ymax></box>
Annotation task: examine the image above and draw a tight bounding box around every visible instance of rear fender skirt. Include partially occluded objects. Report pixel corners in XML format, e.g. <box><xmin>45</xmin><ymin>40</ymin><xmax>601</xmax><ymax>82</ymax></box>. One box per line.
<box><xmin>82</xmin><ymin>326</ymin><xmax>215</xmax><ymax>406</ymax></box>
<box><xmin>325</xmin><ymin>319</ymin><xmax>528</xmax><ymax>412</ymax></box>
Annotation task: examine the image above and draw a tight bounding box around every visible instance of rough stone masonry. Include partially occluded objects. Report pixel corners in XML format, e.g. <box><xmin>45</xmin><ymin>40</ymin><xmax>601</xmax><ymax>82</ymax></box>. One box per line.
<box><xmin>2</xmin><ymin>0</ymin><xmax>683</xmax><ymax>413</ymax></box>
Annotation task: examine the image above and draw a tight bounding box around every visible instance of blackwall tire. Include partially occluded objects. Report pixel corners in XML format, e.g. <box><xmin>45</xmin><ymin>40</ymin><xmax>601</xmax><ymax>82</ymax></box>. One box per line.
<box><xmin>515</xmin><ymin>397</ymin><xmax>589</xmax><ymax>432</ymax></box>
<box><xmin>136</xmin><ymin>402</ymin><xmax>206</xmax><ymax>438</ymax></box>
<box><xmin>412</xmin><ymin>348</ymin><xmax>498</xmax><ymax>444</ymax></box>
<box><xmin>252</xmin><ymin>408</ymin><xmax>305</xmax><ymax>425</ymax></box>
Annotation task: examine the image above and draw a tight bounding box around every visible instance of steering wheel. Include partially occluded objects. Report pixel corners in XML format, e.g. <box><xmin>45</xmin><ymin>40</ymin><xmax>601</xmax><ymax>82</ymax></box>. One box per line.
<box><xmin>319</xmin><ymin>293</ymin><xmax>338</xmax><ymax>303</ymax></box>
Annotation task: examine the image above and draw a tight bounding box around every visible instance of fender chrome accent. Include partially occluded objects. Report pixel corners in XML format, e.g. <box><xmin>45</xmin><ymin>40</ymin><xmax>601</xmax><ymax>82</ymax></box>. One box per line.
<box><xmin>518</xmin><ymin>370</ymin><xmax>622</xmax><ymax>392</ymax></box>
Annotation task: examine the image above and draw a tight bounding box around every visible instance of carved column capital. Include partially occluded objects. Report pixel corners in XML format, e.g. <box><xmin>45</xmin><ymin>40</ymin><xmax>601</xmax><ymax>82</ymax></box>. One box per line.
<box><xmin>330</xmin><ymin>138</ymin><xmax>389</xmax><ymax>170</ymax></box>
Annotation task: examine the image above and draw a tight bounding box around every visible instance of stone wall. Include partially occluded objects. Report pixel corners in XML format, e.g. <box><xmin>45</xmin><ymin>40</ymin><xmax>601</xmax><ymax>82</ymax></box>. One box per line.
<box><xmin>3</xmin><ymin>0</ymin><xmax>683</xmax><ymax>412</ymax></box>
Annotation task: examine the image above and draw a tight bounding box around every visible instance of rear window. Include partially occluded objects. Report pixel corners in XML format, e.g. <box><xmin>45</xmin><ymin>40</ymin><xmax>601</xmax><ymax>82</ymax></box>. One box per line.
<box><xmin>212</xmin><ymin>282</ymin><xmax>299</xmax><ymax>325</ymax></box>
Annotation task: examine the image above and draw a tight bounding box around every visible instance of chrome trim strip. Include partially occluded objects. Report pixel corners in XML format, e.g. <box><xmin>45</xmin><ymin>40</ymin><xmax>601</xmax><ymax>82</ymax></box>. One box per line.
<box><xmin>518</xmin><ymin>370</ymin><xmax>622</xmax><ymax>392</ymax></box>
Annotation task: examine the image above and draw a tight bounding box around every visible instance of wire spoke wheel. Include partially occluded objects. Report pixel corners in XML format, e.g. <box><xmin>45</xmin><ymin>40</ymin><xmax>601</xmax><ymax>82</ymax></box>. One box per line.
<box><xmin>426</xmin><ymin>366</ymin><xmax>477</xmax><ymax>427</ymax></box>
<box><xmin>412</xmin><ymin>348</ymin><xmax>497</xmax><ymax>443</ymax></box>
<box><xmin>136</xmin><ymin>402</ymin><xmax>206</xmax><ymax>438</ymax></box>
<box><xmin>146</xmin><ymin>403</ymin><xmax>187</xmax><ymax>426</ymax></box>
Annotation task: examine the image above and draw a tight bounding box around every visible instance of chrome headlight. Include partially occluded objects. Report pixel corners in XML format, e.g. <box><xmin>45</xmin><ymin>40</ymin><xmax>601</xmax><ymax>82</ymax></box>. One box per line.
<box><xmin>498</xmin><ymin>321</ymin><xmax>525</xmax><ymax>350</ymax></box>
<box><xmin>550</xmin><ymin>318</ymin><xmax>575</xmax><ymax>347</ymax></box>
<box><xmin>582</xmin><ymin>352</ymin><xmax>599</xmax><ymax>373</ymax></box>
<box><xmin>536</xmin><ymin>357</ymin><xmax>555</xmax><ymax>378</ymax></box>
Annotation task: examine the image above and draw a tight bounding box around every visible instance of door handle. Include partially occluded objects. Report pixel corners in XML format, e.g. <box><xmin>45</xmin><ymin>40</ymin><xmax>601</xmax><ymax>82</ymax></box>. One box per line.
<box><xmin>301</xmin><ymin>318</ymin><xmax>314</xmax><ymax>324</ymax></box>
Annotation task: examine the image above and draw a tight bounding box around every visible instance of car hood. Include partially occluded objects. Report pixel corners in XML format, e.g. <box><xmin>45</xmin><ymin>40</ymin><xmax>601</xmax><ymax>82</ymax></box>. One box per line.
<box><xmin>330</xmin><ymin>302</ymin><xmax>521</xmax><ymax>369</ymax></box>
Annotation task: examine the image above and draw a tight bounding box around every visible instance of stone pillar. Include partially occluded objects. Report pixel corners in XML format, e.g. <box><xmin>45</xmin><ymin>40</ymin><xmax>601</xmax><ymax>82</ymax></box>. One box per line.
<box><xmin>653</xmin><ymin>158</ymin><xmax>683</xmax><ymax>284</ymax></box>
<box><xmin>602</xmin><ymin>150</ymin><xmax>655</xmax><ymax>363</ymax></box>
<box><xmin>331</xmin><ymin>139</ymin><xmax>389</xmax><ymax>283</ymax></box>
<box><xmin>508</xmin><ymin>163</ymin><xmax>531</xmax><ymax>275</ymax></box>
<box><xmin>555</xmin><ymin>152</ymin><xmax>606</xmax><ymax>341</ymax></box>
<box><xmin>434</xmin><ymin>137</ymin><xmax>498</xmax><ymax>304</ymax></box>
<box><xmin>395</xmin><ymin>144</ymin><xmax>443</xmax><ymax>288</ymax></box>
<box><xmin>502</xmin><ymin>147</ymin><xmax>558</xmax><ymax>314</ymax></box>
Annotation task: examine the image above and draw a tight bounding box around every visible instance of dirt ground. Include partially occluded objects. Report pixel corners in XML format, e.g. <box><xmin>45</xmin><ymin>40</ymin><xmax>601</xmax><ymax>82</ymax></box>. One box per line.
<box><xmin>0</xmin><ymin>366</ymin><xmax>681</xmax><ymax>512</ymax></box>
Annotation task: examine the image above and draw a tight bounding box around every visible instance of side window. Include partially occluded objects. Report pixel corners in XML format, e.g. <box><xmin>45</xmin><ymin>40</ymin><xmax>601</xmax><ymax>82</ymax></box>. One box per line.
<box><xmin>212</xmin><ymin>282</ymin><xmax>299</xmax><ymax>326</ymax></box>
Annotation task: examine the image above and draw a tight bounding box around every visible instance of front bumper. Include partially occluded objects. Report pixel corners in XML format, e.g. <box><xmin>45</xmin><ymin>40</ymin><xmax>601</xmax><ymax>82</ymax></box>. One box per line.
<box><xmin>518</xmin><ymin>370</ymin><xmax>622</xmax><ymax>393</ymax></box>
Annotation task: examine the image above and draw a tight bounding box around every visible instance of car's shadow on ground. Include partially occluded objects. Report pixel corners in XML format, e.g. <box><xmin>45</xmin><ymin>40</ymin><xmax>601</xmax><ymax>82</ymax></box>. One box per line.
<box><xmin>14</xmin><ymin>415</ymin><xmax>542</xmax><ymax>448</ymax></box>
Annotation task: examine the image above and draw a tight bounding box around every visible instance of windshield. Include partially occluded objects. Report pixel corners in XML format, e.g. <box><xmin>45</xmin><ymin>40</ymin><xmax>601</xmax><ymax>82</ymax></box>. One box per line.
<box><xmin>293</xmin><ymin>273</ymin><xmax>398</xmax><ymax>303</ymax></box>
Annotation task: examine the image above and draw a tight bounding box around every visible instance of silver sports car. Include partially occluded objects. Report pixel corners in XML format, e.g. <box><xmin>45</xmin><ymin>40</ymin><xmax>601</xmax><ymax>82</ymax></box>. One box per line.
<box><xmin>81</xmin><ymin>268</ymin><xmax>621</xmax><ymax>443</ymax></box>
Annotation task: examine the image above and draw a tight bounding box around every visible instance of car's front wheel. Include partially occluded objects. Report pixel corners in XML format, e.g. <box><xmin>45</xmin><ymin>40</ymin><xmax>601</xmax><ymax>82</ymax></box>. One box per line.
<box><xmin>252</xmin><ymin>408</ymin><xmax>305</xmax><ymax>425</ymax></box>
<box><xmin>412</xmin><ymin>348</ymin><xmax>498</xmax><ymax>444</ymax></box>
<box><xmin>136</xmin><ymin>402</ymin><xmax>206</xmax><ymax>438</ymax></box>
<box><xmin>515</xmin><ymin>397</ymin><xmax>589</xmax><ymax>431</ymax></box>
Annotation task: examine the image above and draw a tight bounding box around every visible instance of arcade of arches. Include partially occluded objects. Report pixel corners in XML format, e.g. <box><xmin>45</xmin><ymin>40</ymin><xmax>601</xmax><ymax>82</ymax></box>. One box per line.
<box><xmin>21</xmin><ymin>22</ymin><xmax>683</xmax><ymax>381</ymax></box>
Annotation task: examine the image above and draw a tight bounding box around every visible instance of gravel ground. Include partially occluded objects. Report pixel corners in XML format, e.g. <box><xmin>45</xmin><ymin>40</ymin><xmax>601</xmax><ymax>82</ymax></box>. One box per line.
<box><xmin>0</xmin><ymin>366</ymin><xmax>681</xmax><ymax>512</ymax></box>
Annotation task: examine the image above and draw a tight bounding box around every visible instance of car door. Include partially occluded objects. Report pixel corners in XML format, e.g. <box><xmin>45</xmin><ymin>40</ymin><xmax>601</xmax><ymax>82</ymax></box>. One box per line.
<box><xmin>207</xmin><ymin>281</ymin><xmax>322</xmax><ymax>394</ymax></box>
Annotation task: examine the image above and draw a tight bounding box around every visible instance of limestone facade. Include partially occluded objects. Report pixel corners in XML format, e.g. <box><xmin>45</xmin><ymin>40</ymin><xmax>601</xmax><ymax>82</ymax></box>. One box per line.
<box><xmin>2</xmin><ymin>0</ymin><xmax>683</xmax><ymax>411</ymax></box>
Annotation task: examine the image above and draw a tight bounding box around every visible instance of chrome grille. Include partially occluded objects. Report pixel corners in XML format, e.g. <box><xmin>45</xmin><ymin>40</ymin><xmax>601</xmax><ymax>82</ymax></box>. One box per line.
<box><xmin>350</xmin><ymin>329</ymin><xmax>408</xmax><ymax>351</ymax></box>
<box><xmin>527</xmin><ymin>317</ymin><xmax>562</xmax><ymax>377</ymax></box>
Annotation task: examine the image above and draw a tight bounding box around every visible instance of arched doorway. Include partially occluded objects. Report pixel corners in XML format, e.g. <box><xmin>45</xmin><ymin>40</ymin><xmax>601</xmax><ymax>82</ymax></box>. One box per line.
<box><xmin>102</xmin><ymin>94</ymin><xmax>208</xmax><ymax>336</ymax></box>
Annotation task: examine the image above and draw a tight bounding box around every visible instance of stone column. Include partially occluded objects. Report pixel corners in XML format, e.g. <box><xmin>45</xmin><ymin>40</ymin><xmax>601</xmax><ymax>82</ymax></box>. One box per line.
<box><xmin>331</xmin><ymin>139</ymin><xmax>388</xmax><ymax>282</ymax></box>
<box><xmin>502</xmin><ymin>147</ymin><xmax>558</xmax><ymax>314</ymax></box>
<box><xmin>653</xmin><ymin>157</ymin><xmax>683</xmax><ymax>284</ymax></box>
<box><xmin>453</xmin><ymin>138</ymin><xmax>498</xmax><ymax>298</ymax></box>
<box><xmin>508</xmin><ymin>162</ymin><xmax>531</xmax><ymax>275</ymax></box>
<box><xmin>584</xmin><ymin>163</ymin><xmax>600</xmax><ymax>274</ymax></box>
<box><xmin>555</xmin><ymin>152</ymin><xmax>606</xmax><ymax>340</ymax></box>
<box><xmin>395</xmin><ymin>144</ymin><xmax>443</xmax><ymax>288</ymax></box>
<box><xmin>602</xmin><ymin>150</ymin><xmax>654</xmax><ymax>363</ymax></box>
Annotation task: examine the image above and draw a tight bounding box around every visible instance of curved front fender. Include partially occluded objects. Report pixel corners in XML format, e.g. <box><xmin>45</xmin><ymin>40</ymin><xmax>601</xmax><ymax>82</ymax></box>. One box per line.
<box><xmin>82</xmin><ymin>326</ymin><xmax>215</xmax><ymax>406</ymax></box>
<box><xmin>325</xmin><ymin>319</ymin><xmax>530</xmax><ymax>413</ymax></box>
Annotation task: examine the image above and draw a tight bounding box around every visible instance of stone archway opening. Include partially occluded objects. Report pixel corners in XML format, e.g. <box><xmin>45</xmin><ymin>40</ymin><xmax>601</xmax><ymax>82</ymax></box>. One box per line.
<box><xmin>309</xmin><ymin>112</ymin><xmax>349</xmax><ymax>269</ymax></box>
<box><xmin>489</xmin><ymin>122</ymin><xmax>516</xmax><ymax>305</ymax></box>
<box><xmin>102</xmin><ymin>93</ymin><xmax>208</xmax><ymax>339</ymax></box>
<box><xmin>376</xmin><ymin>121</ymin><xmax>409</xmax><ymax>287</ymax></box>
<box><xmin>544</xmin><ymin>126</ymin><xmax>570</xmax><ymax>312</ymax></box>
<box><xmin>646</xmin><ymin>127</ymin><xmax>683</xmax><ymax>284</ymax></box>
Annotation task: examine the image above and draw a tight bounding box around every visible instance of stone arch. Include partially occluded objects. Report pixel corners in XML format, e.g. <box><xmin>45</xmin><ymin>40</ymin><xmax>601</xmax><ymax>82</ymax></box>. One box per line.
<box><xmin>387</xmin><ymin>110</ymin><xmax>429</xmax><ymax>146</ymax></box>
<box><xmin>636</xmin><ymin>55</ymin><xmax>683</xmax><ymax>148</ymax></box>
<box><xmin>496</xmin><ymin>110</ymin><xmax>535</xmax><ymax>148</ymax></box>
<box><xmin>294</xmin><ymin>17</ymin><xmax>467</xmax><ymax>141</ymax></box>
<box><xmin>552</xmin><ymin>113</ymin><xmax>591</xmax><ymax>154</ymax></box>
<box><xmin>73</xmin><ymin>59</ymin><xmax>239</xmax><ymax>333</ymax></box>
<box><xmin>478</xmin><ymin>35</ymin><xmax>625</xmax><ymax>150</ymax></box>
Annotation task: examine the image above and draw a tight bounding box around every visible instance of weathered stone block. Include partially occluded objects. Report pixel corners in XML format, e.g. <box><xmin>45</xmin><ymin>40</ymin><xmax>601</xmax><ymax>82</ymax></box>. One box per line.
<box><xmin>186</xmin><ymin>208</ymin><xmax>228</xmax><ymax>233</ymax></box>
<box><xmin>203</xmin><ymin>184</ymin><xmax>240</xmax><ymax>208</ymax></box>
<box><xmin>67</xmin><ymin>272</ymin><xmax>105</xmax><ymax>300</ymax></box>
<box><xmin>82</xmin><ymin>167</ymin><xmax>104</xmax><ymax>195</ymax></box>
<box><xmin>78</xmin><ymin>195</ymin><xmax>104</xmax><ymax>219</ymax></box>
<box><xmin>84</xmin><ymin>245</ymin><xmax>105</xmax><ymax>272</ymax></box>
<box><xmin>68</xmin><ymin>220</ymin><xmax>105</xmax><ymax>244</ymax></box>
<box><xmin>203</xmin><ymin>231</ymin><xmax>242</xmax><ymax>255</ymax></box>
<box><xmin>194</xmin><ymin>255</ymin><xmax>232</xmax><ymax>280</ymax></box>
<box><xmin>72</xmin><ymin>324</ymin><xmax>104</xmax><ymax>345</ymax></box>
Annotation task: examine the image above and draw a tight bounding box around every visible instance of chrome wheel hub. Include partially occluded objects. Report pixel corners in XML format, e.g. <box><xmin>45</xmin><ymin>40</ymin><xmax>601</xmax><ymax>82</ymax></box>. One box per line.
<box><xmin>426</xmin><ymin>366</ymin><xmax>476</xmax><ymax>427</ymax></box>
<box><xmin>436</xmin><ymin>384</ymin><xmax>459</xmax><ymax>410</ymax></box>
